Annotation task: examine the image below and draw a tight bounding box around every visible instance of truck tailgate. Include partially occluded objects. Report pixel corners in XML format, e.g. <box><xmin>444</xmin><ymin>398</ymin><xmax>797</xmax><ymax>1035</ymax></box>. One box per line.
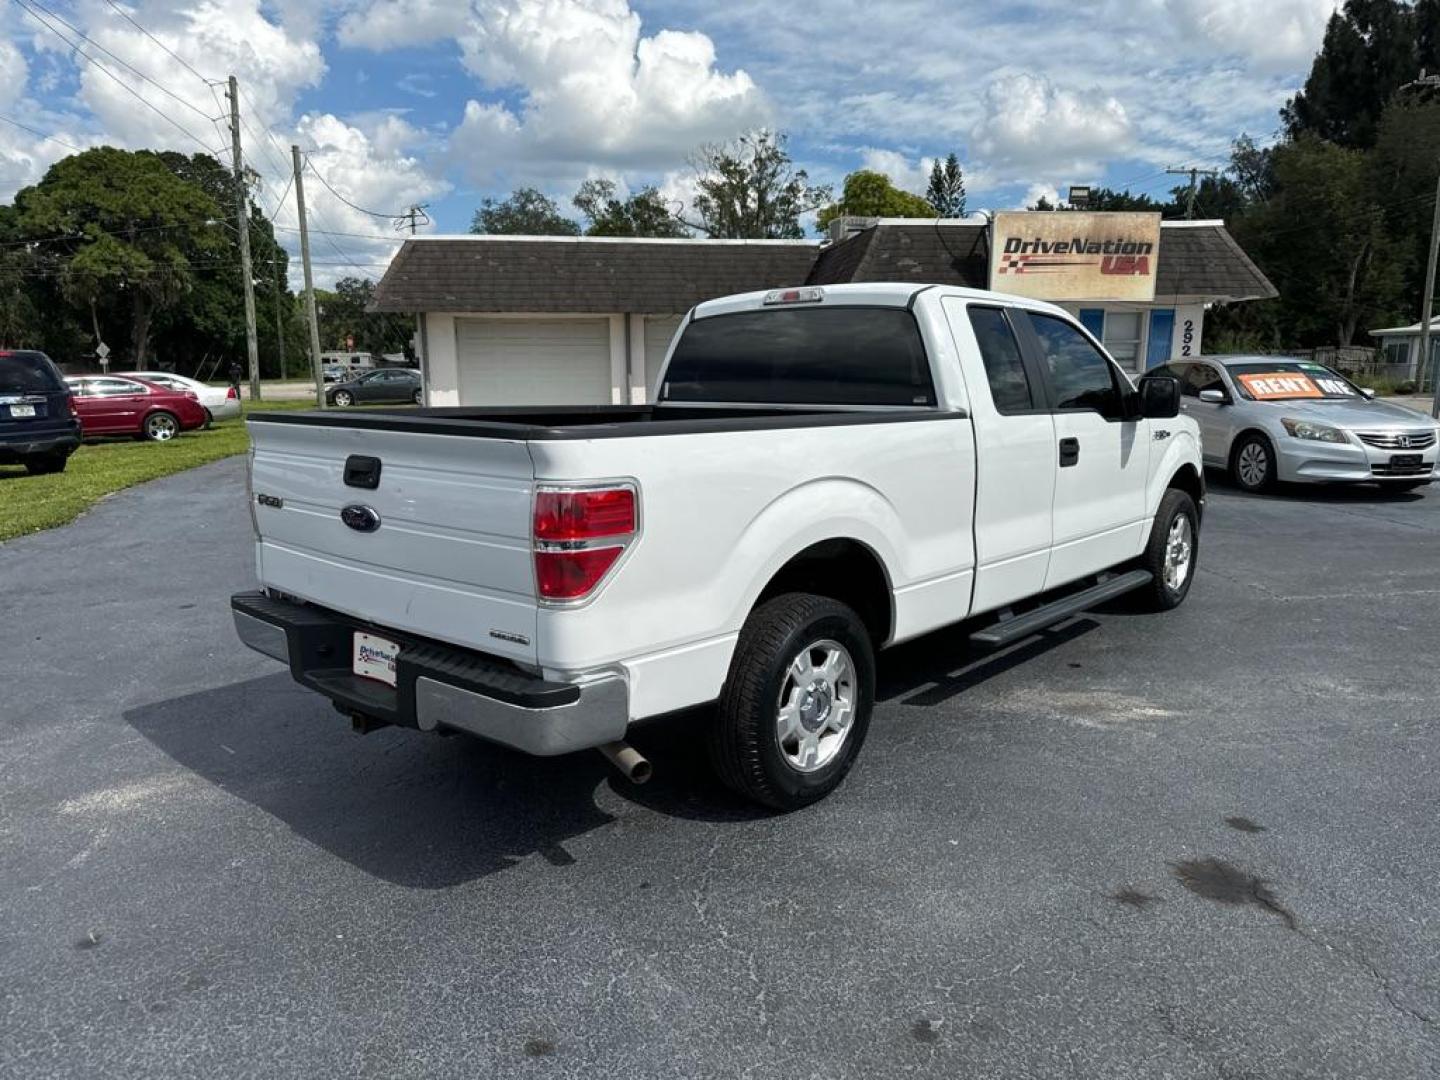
<box><xmin>247</xmin><ymin>416</ymin><xmax>539</xmax><ymax>665</ymax></box>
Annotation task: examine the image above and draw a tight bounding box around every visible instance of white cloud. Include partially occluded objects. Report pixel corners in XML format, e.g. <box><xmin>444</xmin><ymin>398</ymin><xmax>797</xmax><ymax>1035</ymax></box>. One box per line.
<box><xmin>1162</xmin><ymin>0</ymin><xmax>1338</xmax><ymax>72</ymax></box>
<box><xmin>342</xmin><ymin>0</ymin><xmax>769</xmax><ymax>185</ymax></box>
<box><xmin>1020</xmin><ymin>182</ymin><xmax>1060</xmax><ymax>210</ymax></box>
<box><xmin>970</xmin><ymin>73</ymin><xmax>1132</xmax><ymax>181</ymax></box>
<box><xmin>336</xmin><ymin>0</ymin><xmax>470</xmax><ymax>51</ymax></box>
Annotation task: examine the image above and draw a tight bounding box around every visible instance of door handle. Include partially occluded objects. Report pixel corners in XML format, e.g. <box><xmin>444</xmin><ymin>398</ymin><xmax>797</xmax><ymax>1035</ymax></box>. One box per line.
<box><xmin>1058</xmin><ymin>437</ymin><xmax>1080</xmax><ymax>467</ymax></box>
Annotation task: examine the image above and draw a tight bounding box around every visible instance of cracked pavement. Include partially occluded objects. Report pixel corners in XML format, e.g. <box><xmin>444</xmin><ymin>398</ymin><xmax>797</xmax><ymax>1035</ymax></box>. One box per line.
<box><xmin>1</xmin><ymin>457</ymin><xmax>1437</xmax><ymax>1078</ymax></box>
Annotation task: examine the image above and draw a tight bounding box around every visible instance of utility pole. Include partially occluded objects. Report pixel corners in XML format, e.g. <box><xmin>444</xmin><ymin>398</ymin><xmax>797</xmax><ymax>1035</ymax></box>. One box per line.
<box><xmin>292</xmin><ymin>145</ymin><xmax>326</xmax><ymax>408</ymax></box>
<box><xmin>1166</xmin><ymin>166</ymin><xmax>1220</xmax><ymax>220</ymax></box>
<box><xmin>226</xmin><ymin>76</ymin><xmax>261</xmax><ymax>403</ymax></box>
<box><xmin>1422</xmin><ymin>167</ymin><xmax>1440</xmax><ymax>416</ymax></box>
<box><xmin>397</xmin><ymin>205</ymin><xmax>430</xmax><ymax>382</ymax></box>
<box><xmin>271</xmin><ymin>254</ymin><xmax>287</xmax><ymax>381</ymax></box>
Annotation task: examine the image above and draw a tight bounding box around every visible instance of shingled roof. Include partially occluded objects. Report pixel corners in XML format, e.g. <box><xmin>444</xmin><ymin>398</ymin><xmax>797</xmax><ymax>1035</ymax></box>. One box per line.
<box><xmin>370</xmin><ymin>220</ymin><xmax>1276</xmax><ymax>313</ymax></box>
<box><xmin>809</xmin><ymin>221</ymin><xmax>1277</xmax><ymax>302</ymax></box>
<box><xmin>369</xmin><ymin>236</ymin><xmax>820</xmax><ymax>314</ymax></box>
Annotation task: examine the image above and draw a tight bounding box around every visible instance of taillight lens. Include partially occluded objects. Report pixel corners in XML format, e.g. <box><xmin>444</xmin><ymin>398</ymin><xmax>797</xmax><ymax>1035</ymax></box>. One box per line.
<box><xmin>227</xmin><ymin>386</ymin><xmax>238</xmax><ymax>399</ymax></box>
<box><xmin>532</xmin><ymin>485</ymin><xmax>638</xmax><ymax>601</ymax></box>
<box><xmin>534</xmin><ymin>488</ymin><xmax>635</xmax><ymax>541</ymax></box>
<box><xmin>65</xmin><ymin>392</ymin><xmax>77</xmax><ymax>417</ymax></box>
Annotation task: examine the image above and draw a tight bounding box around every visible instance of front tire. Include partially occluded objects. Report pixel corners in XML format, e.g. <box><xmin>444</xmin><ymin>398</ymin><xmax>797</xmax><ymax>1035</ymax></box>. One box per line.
<box><xmin>1135</xmin><ymin>488</ymin><xmax>1199</xmax><ymax>611</ymax></box>
<box><xmin>412</xmin><ymin>388</ymin><xmax>423</xmax><ymax>405</ymax></box>
<box><xmin>1230</xmin><ymin>433</ymin><xmax>1276</xmax><ymax>492</ymax></box>
<box><xmin>333</xmin><ymin>390</ymin><xmax>354</xmax><ymax>407</ymax></box>
<box><xmin>707</xmin><ymin>593</ymin><xmax>875</xmax><ymax>811</ymax></box>
<box><xmin>143</xmin><ymin>411</ymin><xmax>180</xmax><ymax>442</ymax></box>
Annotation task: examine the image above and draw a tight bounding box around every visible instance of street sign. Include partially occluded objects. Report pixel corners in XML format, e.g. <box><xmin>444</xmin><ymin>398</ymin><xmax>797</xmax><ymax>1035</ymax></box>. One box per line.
<box><xmin>95</xmin><ymin>342</ymin><xmax>110</xmax><ymax>360</ymax></box>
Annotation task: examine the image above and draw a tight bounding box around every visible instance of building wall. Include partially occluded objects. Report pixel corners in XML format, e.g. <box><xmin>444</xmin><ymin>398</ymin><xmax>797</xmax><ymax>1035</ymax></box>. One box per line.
<box><xmin>1059</xmin><ymin>301</ymin><xmax>1206</xmax><ymax>373</ymax></box>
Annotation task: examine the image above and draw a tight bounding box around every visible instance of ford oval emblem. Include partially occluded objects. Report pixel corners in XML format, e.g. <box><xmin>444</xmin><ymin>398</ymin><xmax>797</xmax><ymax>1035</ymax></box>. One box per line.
<box><xmin>341</xmin><ymin>504</ymin><xmax>381</xmax><ymax>532</ymax></box>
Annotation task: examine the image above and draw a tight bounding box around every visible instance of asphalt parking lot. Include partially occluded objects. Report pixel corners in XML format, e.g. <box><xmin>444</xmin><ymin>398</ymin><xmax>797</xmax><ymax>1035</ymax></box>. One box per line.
<box><xmin>2</xmin><ymin>459</ymin><xmax>1437</xmax><ymax>1079</ymax></box>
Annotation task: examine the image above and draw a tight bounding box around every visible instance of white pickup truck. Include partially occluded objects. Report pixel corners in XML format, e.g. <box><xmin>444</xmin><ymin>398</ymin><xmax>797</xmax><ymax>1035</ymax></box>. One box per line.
<box><xmin>232</xmin><ymin>283</ymin><xmax>1202</xmax><ymax>809</ymax></box>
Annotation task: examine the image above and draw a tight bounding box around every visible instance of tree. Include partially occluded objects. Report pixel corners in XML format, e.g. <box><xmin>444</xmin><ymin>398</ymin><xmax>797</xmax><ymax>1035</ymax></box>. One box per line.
<box><xmin>470</xmin><ymin>188</ymin><xmax>580</xmax><ymax>235</ymax></box>
<box><xmin>1027</xmin><ymin>187</ymin><xmax>1170</xmax><ymax>213</ymax></box>
<box><xmin>816</xmin><ymin>170</ymin><xmax>934</xmax><ymax>233</ymax></box>
<box><xmin>572</xmin><ymin>180</ymin><xmax>688</xmax><ymax>237</ymax></box>
<box><xmin>318</xmin><ymin>276</ymin><xmax>415</xmax><ymax>358</ymax></box>
<box><xmin>1283</xmin><ymin>0</ymin><xmax>1421</xmax><ymax>149</ymax></box>
<box><xmin>1232</xmin><ymin>136</ymin><xmax>1405</xmax><ymax>345</ymax></box>
<box><xmin>12</xmin><ymin>147</ymin><xmax>223</xmax><ymax>367</ymax></box>
<box><xmin>926</xmin><ymin>153</ymin><xmax>966</xmax><ymax>217</ymax></box>
<box><xmin>681</xmin><ymin>131</ymin><xmax>831</xmax><ymax>239</ymax></box>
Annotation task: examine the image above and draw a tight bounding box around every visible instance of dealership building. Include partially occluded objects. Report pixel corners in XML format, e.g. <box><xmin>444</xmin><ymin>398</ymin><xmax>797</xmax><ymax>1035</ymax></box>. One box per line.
<box><xmin>370</xmin><ymin>214</ymin><xmax>1276</xmax><ymax>407</ymax></box>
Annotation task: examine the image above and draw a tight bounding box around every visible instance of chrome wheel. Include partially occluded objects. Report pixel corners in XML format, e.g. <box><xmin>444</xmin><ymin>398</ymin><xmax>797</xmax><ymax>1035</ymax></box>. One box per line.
<box><xmin>775</xmin><ymin>638</ymin><xmax>856</xmax><ymax>773</ymax></box>
<box><xmin>1163</xmin><ymin>513</ymin><xmax>1192</xmax><ymax>592</ymax></box>
<box><xmin>333</xmin><ymin>390</ymin><xmax>353</xmax><ymax>407</ymax></box>
<box><xmin>1236</xmin><ymin>440</ymin><xmax>1269</xmax><ymax>488</ymax></box>
<box><xmin>145</xmin><ymin>413</ymin><xmax>178</xmax><ymax>441</ymax></box>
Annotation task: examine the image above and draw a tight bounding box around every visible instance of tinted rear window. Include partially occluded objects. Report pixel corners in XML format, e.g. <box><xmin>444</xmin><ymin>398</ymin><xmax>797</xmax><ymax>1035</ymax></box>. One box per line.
<box><xmin>0</xmin><ymin>352</ymin><xmax>64</xmax><ymax>394</ymax></box>
<box><xmin>661</xmin><ymin>307</ymin><xmax>935</xmax><ymax>406</ymax></box>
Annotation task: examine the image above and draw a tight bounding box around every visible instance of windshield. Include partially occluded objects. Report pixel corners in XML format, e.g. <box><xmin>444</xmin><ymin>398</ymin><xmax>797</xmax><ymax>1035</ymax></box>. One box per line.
<box><xmin>0</xmin><ymin>351</ymin><xmax>64</xmax><ymax>394</ymax></box>
<box><xmin>1228</xmin><ymin>361</ymin><xmax>1361</xmax><ymax>402</ymax></box>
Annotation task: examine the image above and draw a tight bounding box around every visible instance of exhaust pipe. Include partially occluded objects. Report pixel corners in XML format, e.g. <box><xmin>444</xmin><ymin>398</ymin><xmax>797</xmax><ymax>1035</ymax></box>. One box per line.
<box><xmin>597</xmin><ymin>740</ymin><xmax>652</xmax><ymax>784</ymax></box>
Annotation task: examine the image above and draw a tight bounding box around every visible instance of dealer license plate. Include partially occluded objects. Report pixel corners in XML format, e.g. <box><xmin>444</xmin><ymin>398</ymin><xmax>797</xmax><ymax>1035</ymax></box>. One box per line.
<box><xmin>1391</xmin><ymin>453</ymin><xmax>1423</xmax><ymax>468</ymax></box>
<box><xmin>353</xmin><ymin>631</ymin><xmax>400</xmax><ymax>687</ymax></box>
<box><xmin>8</xmin><ymin>404</ymin><xmax>35</xmax><ymax>418</ymax></box>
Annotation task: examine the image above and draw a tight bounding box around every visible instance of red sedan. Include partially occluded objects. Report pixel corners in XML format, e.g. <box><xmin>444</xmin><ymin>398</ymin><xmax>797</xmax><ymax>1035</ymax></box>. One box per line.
<box><xmin>65</xmin><ymin>375</ymin><xmax>209</xmax><ymax>442</ymax></box>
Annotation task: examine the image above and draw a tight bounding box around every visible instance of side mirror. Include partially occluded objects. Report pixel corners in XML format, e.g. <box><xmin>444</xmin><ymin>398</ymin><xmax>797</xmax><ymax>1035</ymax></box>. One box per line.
<box><xmin>1198</xmin><ymin>388</ymin><xmax>1227</xmax><ymax>405</ymax></box>
<box><xmin>1138</xmin><ymin>375</ymin><xmax>1181</xmax><ymax>419</ymax></box>
<box><xmin>1359</xmin><ymin>387</ymin><xmax>1377</xmax><ymax>400</ymax></box>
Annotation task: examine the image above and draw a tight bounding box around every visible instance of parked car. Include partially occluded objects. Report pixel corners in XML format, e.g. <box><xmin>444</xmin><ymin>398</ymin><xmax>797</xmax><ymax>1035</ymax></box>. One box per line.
<box><xmin>0</xmin><ymin>350</ymin><xmax>81</xmax><ymax>474</ymax></box>
<box><xmin>325</xmin><ymin>367</ymin><xmax>423</xmax><ymax>407</ymax></box>
<box><xmin>113</xmin><ymin>370</ymin><xmax>240</xmax><ymax>424</ymax></box>
<box><xmin>65</xmin><ymin>375</ymin><xmax>208</xmax><ymax>441</ymax></box>
<box><xmin>1154</xmin><ymin>356</ymin><xmax>1439</xmax><ymax>492</ymax></box>
<box><xmin>322</xmin><ymin>364</ymin><xmax>348</xmax><ymax>384</ymax></box>
<box><xmin>232</xmin><ymin>283</ymin><xmax>1198</xmax><ymax>810</ymax></box>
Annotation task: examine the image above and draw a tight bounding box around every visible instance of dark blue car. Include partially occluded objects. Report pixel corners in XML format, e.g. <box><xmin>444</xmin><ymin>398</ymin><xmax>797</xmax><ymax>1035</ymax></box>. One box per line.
<box><xmin>0</xmin><ymin>350</ymin><xmax>82</xmax><ymax>474</ymax></box>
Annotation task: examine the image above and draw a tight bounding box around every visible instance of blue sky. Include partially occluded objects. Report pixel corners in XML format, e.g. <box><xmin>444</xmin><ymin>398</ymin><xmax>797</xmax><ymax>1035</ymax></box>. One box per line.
<box><xmin>0</xmin><ymin>0</ymin><xmax>1339</xmax><ymax>283</ymax></box>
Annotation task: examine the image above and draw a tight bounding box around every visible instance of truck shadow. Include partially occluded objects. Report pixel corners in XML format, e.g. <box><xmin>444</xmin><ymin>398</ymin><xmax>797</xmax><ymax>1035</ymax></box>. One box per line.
<box><xmin>125</xmin><ymin>621</ymin><xmax>1107</xmax><ymax>886</ymax></box>
<box><xmin>877</xmin><ymin>618</ymin><xmax>1099</xmax><ymax>707</ymax></box>
<box><xmin>124</xmin><ymin>672</ymin><xmax>768</xmax><ymax>888</ymax></box>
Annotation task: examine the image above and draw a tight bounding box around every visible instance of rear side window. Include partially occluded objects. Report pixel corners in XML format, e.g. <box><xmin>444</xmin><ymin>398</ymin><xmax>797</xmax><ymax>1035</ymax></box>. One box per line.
<box><xmin>0</xmin><ymin>351</ymin><xmax>64</xmax><ymax>394</ymax></box>
<box><xmin>1025</xmin><ymin>312</ymin><xmax>1124</xmax><ymax>418</ymax></box>
<box><xmin>966</xmin><ymin>307</ymin><xmax>1035</xmax><ymax>413</ymax></box>
<box><xmin>662</xmin><ymin>307</ymin><xmax>935</xmax><ymax>406</ymax></box>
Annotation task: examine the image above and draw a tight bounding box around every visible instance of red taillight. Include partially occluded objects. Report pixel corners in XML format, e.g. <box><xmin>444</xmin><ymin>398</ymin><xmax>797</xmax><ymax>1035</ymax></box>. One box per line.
<box><xmin>226</xmin><ymin>386</ymin><xmax>238</xmax><ymax>399</ymax></box>
<box><xmin>532</xmin><ymin>485</ymin><xmax>638</xmax><ymax>601</ymax></box>
<box><xmin>65</xmin><ymin>392</ymin><xmax>77</xmax><ymax>417</ymax></box>
<box><xmin>534</xmin><ymin>488</ymin><xmax>635</xmax><ymax>541</ymax></box>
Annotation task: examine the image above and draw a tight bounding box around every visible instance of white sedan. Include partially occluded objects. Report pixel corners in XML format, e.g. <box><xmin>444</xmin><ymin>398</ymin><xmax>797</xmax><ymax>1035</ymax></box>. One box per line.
<box><xmin>112</xmin><ymin>371</ymin><xmax>240</xmax><ymax>424</ymax></box>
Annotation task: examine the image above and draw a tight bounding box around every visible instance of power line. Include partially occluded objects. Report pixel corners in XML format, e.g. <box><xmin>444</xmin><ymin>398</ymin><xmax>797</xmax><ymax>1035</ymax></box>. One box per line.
<box><xmin>99</xmin><ymin>0</ymin><xmax>213</xmax><ymax>89</ymax></box>
<box><xmin>13</xmin><ymin>0</ymin><xmax>220</xmax><ymax>127</ymax></box>
<box><xmin>10</xmin><ymin>0</ymin><xmax>227</xmax><ymax>158</ymax></box>
<box><xmin>0</xmin><ymin>112</ymin><xmax>84</xmax><ymax>153</ymax></box>
<box><xmin>305</xmin><ymin>159</ymin><xmax>409</xmax><ymax>220</ymax></box>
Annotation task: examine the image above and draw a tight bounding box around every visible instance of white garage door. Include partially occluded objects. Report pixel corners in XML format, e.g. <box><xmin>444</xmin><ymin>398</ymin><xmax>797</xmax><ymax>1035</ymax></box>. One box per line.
<box><xmin>644</xmin><ymin>316</ymin><xmax>683</xmax><ymax>398</ymax></box>
<box><xmin>456</xmin><ymin>317</ymin><xmax>612</xmax><ymax>406</ymax></box>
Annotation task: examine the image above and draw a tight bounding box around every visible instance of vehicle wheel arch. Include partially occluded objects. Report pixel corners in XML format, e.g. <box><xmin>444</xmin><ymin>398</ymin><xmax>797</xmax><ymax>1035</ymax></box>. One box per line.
<box><xmin>1165</xmin><ymin>462</ymin><xmax>1204</xmax><ymax>520</ymax></box>
<box><xmin>750</xmin><ymin>536</ymin><xmax>895</xmax><ymax>648</ymax></box>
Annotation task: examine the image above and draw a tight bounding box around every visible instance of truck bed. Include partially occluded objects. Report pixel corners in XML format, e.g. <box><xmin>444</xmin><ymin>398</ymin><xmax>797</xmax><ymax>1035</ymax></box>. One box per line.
<box><xmin>246</xmin><ymin>404</ymin><xmax>960</xmax><ymax>440</ymax></box>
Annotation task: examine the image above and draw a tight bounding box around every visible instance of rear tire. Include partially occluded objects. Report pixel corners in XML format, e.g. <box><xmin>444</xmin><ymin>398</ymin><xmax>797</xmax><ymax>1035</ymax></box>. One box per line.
<box><xmin>203</xmin><ymin>408</ymin><xmax>214</xmax><ymax>429</ymax></box>
<box><xmin>1134</xmin><ymin>488</ymin><xmax>1199</xmax><ymax>611</ymax></box>
<box><xmin>143</xmin><ymin>411</ymin><xmax>180</xmax><ymax>442</ymax></box>
<box><xmin>23</xmin><ymin>451</ymin><xmax>68</xmax><ymax>475</ymax></box>
<box><xmin>412</xmin><ymin>388</ymin><xmax>423</xmax><ymax>405</ymax></box>
<box><xmin>707</xmin><ymin>593</ymin><xmax>875</xmax><ymax>811</ymax></box>
<box><xmin>1230</xmin><ymin>432</ymin><xmax>1276</xmax><ymax>492</ymax></box>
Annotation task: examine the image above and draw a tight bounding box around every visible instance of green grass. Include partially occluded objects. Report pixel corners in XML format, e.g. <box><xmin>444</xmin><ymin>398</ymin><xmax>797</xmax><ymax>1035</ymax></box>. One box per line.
<box><xmin>0</xmin><ymin>399</ymin><xmax>316</xmax><ymax>542</ymax></box>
